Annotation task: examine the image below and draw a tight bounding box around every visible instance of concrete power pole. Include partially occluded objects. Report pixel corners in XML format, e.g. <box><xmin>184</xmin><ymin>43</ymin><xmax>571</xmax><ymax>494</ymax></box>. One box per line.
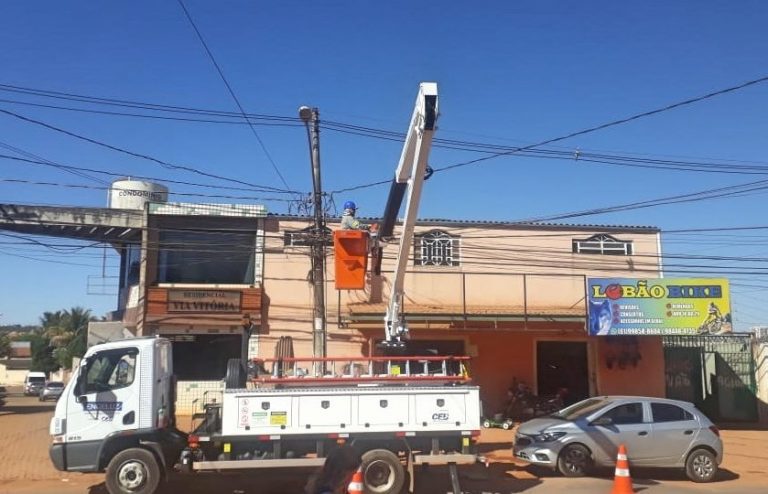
<box><xmin>299</xmin><ymin>106</ymin><xmax>327</xmax><ymax>361</ymax></box>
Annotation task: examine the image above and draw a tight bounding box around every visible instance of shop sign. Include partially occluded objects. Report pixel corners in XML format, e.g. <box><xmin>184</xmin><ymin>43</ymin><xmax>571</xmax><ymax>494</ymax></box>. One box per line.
<box><xmin>168</xmin><ymin>289</ymin><xmax>241</xmax><ymax>313</ymax></box>
<box><xmin>587</xmin><ymin>278</ymin><xmax>731</xmax><ymax>336</ymax></box>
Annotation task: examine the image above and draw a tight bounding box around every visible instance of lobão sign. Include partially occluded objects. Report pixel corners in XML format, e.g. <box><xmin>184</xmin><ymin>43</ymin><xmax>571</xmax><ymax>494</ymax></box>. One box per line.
<box><xmin>587</xmin><ymin>278</ymin><xmax>731</xmax><ymax>336</ymax></box>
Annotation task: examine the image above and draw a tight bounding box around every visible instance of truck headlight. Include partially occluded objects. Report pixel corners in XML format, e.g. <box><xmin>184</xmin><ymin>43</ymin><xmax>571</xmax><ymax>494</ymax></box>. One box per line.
<box><xmin>51</xmin><ymin>417</ymin><xmax>66</xmax><ymax>436</ymax></box>
<box><xmin>532</xmin><ymin>431</ymin><xmax>566</xmax><ymax>443</ymax></box>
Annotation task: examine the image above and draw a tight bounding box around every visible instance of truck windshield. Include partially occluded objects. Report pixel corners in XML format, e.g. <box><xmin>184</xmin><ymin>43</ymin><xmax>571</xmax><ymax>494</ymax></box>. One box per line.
<box><xmin>29</xmin><ymin>377</ymin><xmax>45</xmax><ymax>384</ymax></box>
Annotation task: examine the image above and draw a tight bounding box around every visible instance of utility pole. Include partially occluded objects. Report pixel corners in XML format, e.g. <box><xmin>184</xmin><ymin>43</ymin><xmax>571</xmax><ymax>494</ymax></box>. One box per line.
<box><xmin>299</xmin><ymin>106</ymin><xmax>326</xmax><ymax>362</ymax></box>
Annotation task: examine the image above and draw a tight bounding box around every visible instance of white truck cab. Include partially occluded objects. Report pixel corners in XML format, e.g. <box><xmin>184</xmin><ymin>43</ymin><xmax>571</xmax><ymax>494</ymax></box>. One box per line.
<box><xmin>50</xmin><ymin>336</ymin><xmax>184</xmax><ymax>489</ymax></box>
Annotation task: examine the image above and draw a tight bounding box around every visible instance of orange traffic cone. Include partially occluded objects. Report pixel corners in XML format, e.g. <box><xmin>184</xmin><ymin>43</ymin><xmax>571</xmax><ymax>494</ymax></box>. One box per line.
<box><xmin>348</xmin><ymin>467</ymin><xmax>364</xmax><ymax>494</ymax></box>
<box><xmin>611</xmin><ymin>444</ymin><xmax>634</xmax><ymax>494</ymax></box>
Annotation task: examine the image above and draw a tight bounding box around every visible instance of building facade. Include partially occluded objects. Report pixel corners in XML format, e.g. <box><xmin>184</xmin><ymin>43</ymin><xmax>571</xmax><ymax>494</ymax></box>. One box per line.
<box><xmin>268</xmin><ymin>216</ymin><xmax>665</xmax><ymax>415</ymax></box>
<box><xmin>0</xmin><ymin>200</ymin><xmax>667</xmax><ymax>416</ymax></box>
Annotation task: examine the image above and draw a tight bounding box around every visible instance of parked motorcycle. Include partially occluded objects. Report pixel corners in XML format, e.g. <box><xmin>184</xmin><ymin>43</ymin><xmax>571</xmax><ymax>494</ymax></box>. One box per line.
<box><xmin>504</xmin><ymin>381</ymin><xmax>568</xmax><ymax>421</ymax></box>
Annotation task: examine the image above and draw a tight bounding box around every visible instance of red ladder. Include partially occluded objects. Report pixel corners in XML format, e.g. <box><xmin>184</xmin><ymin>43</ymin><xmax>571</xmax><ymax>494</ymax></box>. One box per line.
<box><xmin>249</xmin><ymin>355</ymin><xmax>472</xmax><ymax>386</ymax></box>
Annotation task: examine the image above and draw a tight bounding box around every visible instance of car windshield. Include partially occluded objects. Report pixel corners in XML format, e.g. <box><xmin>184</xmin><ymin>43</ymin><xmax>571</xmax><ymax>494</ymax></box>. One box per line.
<box><xmin>29</xmin><ymin>377</ymin><xmax>45</xmax><ymax>384</ymax></box>
<box><xmin>550</xmin><ymin>398</ymin><xmax>611</xmax><ymax>420</ymax></box>
<box><xmin>47</xmin><ymin>382</ymin><xmax>64</xmax><ymax>388</ymax></box>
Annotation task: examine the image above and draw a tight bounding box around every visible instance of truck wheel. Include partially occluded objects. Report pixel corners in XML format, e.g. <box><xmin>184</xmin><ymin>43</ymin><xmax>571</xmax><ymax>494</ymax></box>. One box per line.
<box><xmin>105</xmin><ymin>448</ymin><xmax>161</xmax><ymax>494</ymax></box>
<box><xmin>225</xmin><ymin>358</ymin><xmax>246</xmax><ymax>389</ymax></box>
<box><xmin>361</xmin><ymin>449</ymin><xmax>405</xmax><ymax>494</ymax></box>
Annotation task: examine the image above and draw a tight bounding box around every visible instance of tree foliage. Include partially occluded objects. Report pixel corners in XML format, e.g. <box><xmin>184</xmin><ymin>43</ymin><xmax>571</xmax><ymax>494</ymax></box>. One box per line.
<box><xmin>0</xmin><ymin>333</ymin><xmax>10</xmax><ymax>358</ymax></box>
<box><xmin>14</xmin><ymin>306</ymin><xmax>98</xmax><ymax>371</ymax></box>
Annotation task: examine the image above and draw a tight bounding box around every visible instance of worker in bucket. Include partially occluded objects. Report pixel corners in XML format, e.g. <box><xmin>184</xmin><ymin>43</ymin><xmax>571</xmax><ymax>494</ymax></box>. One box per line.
<box><xmin>340</xmin><ymin>200</ymin><xmax>367</xmax><ymax>230</ymax></box>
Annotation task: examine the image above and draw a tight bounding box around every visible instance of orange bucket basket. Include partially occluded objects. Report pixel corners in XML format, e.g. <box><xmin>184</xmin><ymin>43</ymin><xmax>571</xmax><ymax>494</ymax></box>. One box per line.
<box><xmin>333</xmin><ymin>230</ymin><xmax>369</xmax><ymax>290</ymax></box>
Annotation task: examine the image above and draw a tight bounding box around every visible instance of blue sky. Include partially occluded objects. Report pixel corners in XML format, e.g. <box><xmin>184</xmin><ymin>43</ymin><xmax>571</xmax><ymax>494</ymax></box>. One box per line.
<box><xmin>0</xmin><ymin>1</ymin><xmax>766</xmax><ymax>327</ymax></box>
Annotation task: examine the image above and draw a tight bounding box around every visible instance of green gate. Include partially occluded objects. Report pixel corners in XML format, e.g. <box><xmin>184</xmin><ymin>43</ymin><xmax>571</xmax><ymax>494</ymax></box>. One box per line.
<box><xmin>663</xmin><ymin>335</ymin><xmax>757</xmax><ymax>423</ymax></box>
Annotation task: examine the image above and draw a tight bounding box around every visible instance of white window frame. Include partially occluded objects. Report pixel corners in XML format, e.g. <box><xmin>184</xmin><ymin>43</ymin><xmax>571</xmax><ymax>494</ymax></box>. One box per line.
<box><xmin>414</xmin><ymin>230</ymin><xmax>461</xmax><ymax>267</ymax></box>
<box><xmin>573</xmin><ymin>233</ymin><xmax>633</xmax><ymax>256</ymax></box>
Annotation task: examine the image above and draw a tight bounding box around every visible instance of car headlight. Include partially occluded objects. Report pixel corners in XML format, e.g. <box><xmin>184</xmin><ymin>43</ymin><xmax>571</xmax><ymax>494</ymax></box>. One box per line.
<box><xmin>532</xmin><ymin>431</ymin><xmax>566</xmax><ymax>443</ymax></box>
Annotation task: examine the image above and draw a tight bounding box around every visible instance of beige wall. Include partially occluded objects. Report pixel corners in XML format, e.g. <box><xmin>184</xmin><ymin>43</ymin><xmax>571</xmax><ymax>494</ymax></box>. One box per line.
<box><xmin>260</xmin><ymin>219</ymin><xmax>661</xmax><ymax>361</ymax></box>
<box><xmin>0</xmin><ymin>365</ymin><xmax>29</xmax><ymax>386</ymax></box>
<box><xmin>755</xmin><ymin>341</ymin><xmax>768</xmax><ymax>425</ymax></box>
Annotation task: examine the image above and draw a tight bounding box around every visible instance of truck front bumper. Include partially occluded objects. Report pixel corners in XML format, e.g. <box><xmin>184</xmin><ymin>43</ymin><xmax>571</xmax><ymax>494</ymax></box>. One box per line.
<box><xmin>49</xmin><ymin>444</ymin><xmax>65</xmax><ymax>471</ymax></box>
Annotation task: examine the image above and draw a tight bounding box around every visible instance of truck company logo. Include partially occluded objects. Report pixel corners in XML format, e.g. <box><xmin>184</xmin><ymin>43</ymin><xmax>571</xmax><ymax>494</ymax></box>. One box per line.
<box><xmin>84</xmin><ymin>401</ymin><xmax>123</xmax><ymax>412</ymax></box>
<box><xmin>432</xmin><ymin>411</ymin><xmax>449</xmax><ymax>421</ymax></box>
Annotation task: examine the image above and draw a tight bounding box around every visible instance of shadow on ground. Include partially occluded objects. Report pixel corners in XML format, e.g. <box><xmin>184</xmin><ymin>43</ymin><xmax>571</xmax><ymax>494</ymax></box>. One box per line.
<box><xmin>588</xmin><ymin>466</ymin><xmax>740</xmax><ymax>483</ymax></box>
<box><xmin>0</xmin><ymin>403</ymin><xmax>55</xmax><ymax>415</ymax></box>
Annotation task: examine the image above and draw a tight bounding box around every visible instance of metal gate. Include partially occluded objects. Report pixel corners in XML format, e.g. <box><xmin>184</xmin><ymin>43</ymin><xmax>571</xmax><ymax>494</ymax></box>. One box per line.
<box><xmin>663</xmin><ymin>335</ymin><xmax>757</xmax><ymax>423</ymax></box>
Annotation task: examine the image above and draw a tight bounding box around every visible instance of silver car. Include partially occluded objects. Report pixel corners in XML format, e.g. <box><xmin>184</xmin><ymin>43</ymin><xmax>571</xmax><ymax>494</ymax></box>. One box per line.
<box><xmin>38</xmin><ymin>381</ymin><xmax>65</xmax><ymax>402</ymax></box>
<box><xmin>514</xmin><ymin>396</ymin><xmax>723</xmax><ymax>482</ymax></box>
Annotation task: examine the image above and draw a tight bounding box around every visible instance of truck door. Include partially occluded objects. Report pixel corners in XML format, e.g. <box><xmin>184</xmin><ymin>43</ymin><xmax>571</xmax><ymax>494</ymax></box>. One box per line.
<box><xmin>63</xmin><ymin>346</ymin><xmax>141</xmax><ymax>470</ymax></box>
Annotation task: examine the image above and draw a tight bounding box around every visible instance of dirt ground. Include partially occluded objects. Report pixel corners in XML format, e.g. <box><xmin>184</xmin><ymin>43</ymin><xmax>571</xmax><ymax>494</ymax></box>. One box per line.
<box><xmin>1</xmin><ymin>388</ymin><xmax>766</xmax><ymax>493</ymax></box>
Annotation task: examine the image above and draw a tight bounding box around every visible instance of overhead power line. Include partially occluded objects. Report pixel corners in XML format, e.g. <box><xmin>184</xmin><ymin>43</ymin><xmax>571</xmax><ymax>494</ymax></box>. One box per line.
<box><xmin>0</xmin><ymin>97</ymin><xmax>302</xmax><ymax>127</ymax></box>
<box><xmin>4</xmin><ymin>82</ymin><xmax>768</xmax><ymax>181</ymax></box>
<box><xmin>435</xmin><ymin>74</ymin><xmax>768</xmax><ymax>173</ymax></box>
<box><xmin>0</xmin><ymin>107</ymin><xmax>296</xmax><ymax>194</ymax></box>
<box><xmin>0</xmin><ymin>140</ymin><xmax>107</xmax><ymax>185</ymax></box>
<box><xmin>331</xmin><ymin>74</ymin><xmax>768</xmax><ymax>193</ymax></box>
<box><xmin>0</xmin><ymin>178</ymin><xmax>294</xmax><ymax>202</ymax></box>
<box><xmin>175</xmin><ymin>0</ymin><xmax>291</xmax><ymax>190</ymax></box>
<box><xmin>0</xmin><ymin>153</ymin><xmax>293</xmax><ymax>194</ymax></box>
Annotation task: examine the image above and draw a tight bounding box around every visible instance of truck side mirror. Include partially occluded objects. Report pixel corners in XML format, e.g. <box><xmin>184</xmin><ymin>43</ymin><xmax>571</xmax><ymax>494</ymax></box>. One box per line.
<box><xmin>77</xmin><ymin>394</ymin><xmax>88</xmax><ymax>404</ymax></box>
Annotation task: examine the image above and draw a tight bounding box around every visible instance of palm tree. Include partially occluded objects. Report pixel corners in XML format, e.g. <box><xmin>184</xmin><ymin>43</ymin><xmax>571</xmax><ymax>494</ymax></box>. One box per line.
<box><xmin>40</xmin><ymin>310</ymin><xmax>71</xmax><ymax>348</ymax></box>
<box><xmin>38</xmin><ymin>307</ymin><xmax>95</xmax><ymax>369</ymax></box>
<box><xmin>62</xmin><ymin>307</ymin><xmax>95</xmax><ymax>365</ymax></box>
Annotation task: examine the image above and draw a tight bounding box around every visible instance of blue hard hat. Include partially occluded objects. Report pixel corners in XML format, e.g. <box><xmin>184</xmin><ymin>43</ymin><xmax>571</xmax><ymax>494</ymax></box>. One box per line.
<box><xmin>343</xmin><ymin>200</ymin><xmax>357</xmax><ymax>210</ymax></box>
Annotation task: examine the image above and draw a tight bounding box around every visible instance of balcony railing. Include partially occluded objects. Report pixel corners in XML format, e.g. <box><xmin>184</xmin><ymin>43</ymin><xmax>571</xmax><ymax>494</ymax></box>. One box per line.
<box><xmin>339</xmin><ymin>271</ymin><xmax>588</xmax><ymax>328</ymax></box>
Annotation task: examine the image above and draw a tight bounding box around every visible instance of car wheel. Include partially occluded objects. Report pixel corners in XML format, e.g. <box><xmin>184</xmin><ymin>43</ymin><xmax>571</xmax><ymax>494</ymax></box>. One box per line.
<box><xmin>502</xmin><ymin>421</ymin><xmax>511</xmax><ymax>430</ymax></box>
<box><xmin>557</xmin><ymin>444</ymin><xmax>591</xmax><ymax>477</ymax></box>
<box><xmin>482</xmin><ymin>420</ymin><xmax>491</xmax><ymax>428</ymax></box>
<box><xmin>686</xmin><ymin>448</ymin><xmax>717</xmax><ymax>483</ymax></box>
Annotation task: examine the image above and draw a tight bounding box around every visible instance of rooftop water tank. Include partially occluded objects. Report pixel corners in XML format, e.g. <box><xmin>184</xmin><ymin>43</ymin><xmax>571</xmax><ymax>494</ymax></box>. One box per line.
<box><xmin>108</xmin><ymin>179</ymin><xmax>169</xmax><ymax>210</ymax></box>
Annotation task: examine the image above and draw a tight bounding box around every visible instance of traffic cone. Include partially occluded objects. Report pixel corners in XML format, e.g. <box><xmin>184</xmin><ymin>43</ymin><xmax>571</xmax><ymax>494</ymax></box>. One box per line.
<box><xmin>611</xmin><ymin>444</ymin><xmax>634</xmax><ymax>494</ymax></box>
<box><xmin>348</xmin><ymin>467</ymin><xmax>364</xmax><ymax>494</ymax></box>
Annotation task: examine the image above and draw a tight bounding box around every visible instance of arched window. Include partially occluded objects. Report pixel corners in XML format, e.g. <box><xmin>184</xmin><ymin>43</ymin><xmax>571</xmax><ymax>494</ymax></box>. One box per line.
<box><xmin>415</xmin><ymin>230</ymin><xmax>460</xmax><ymax>266</ymax></box>
<box><xmin>572</xmin><ymin>233</ymin><xmax>633</xmax><ymax>256</ymax></box>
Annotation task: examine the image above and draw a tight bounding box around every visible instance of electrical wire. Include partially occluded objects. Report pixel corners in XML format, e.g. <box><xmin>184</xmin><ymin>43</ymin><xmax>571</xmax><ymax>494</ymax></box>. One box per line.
<box><xmin>0</xmin><ymin>153</ymin><xmax>293</xmax><ymax>195</ymax></box>
<box><xmin>0</xmin><ymin>97</ymin><xmax>301</xmax><ymax>127</ymax></box>
<box><xmin>175</xmin><ymin>0</ymin><xmax>291</xmax><ymax>190</ymax></box>
<box><xmin>0</xmin><ymin>108</ymin><xmax>296</xmax><ymax>194</ymax></box>
<box><xmin>0</xmin><ymin>140</ymin><xmax>108</xmax><ymax>185</ymax></box>
<box><xmin>330</xmin><ymin>74</ymin><xmax>768</xmax><ymax>193</ymax></box>
<box><xmin>0</xmin><ymin>178</ymin><xmax>295</xmax><ymax>202</ymax></box>
<box><xmin>5</xmin><ymin>82</ymin><xmax>768</xmax><ymax>182</ymax></box>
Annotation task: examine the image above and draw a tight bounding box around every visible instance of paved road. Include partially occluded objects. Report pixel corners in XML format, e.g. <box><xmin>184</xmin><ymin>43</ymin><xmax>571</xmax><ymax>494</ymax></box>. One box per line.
<box><xmin>1</xmin><ymin>388</ymin><xmax>766</xmax><ymax>494</ymax></box>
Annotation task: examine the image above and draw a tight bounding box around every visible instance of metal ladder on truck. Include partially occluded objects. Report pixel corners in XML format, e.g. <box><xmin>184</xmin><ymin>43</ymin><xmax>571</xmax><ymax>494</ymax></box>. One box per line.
<box><xmin>249</xmin><ymin>355</ymin><xmax>471</xmax><ymax>387</ymax></box>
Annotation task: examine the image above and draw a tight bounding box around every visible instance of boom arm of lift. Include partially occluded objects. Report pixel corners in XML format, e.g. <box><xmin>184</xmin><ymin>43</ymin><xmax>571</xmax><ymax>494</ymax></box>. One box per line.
<box><xmin>374</xmin><ymin>82</ymin><xmax>439</xmax><ymax>348</ymax></box>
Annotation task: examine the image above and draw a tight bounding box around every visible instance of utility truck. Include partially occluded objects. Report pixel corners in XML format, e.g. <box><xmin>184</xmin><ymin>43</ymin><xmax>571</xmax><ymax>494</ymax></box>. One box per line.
<box><xmin>49</xmin><ymin>83</ymin><xmax>483</xmax><ymax>494</ymax></box>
